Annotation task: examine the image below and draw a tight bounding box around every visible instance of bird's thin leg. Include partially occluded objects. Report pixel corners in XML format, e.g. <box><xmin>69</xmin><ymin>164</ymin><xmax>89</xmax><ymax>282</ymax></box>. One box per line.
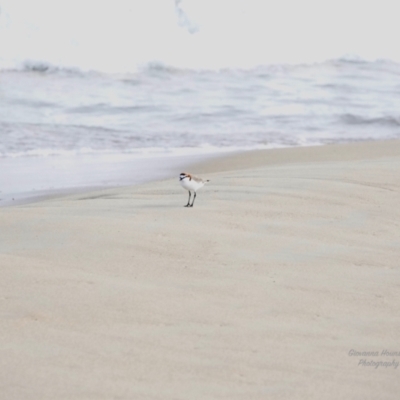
<box><xmin>190</xmin><ymin>192</ymin><xmax>196</xmax><ymax>207</ymax></box>
<box><xmin>185</xmin><ymin>191</ymin><xmax>191</xmax><ymax>207</ymax></box>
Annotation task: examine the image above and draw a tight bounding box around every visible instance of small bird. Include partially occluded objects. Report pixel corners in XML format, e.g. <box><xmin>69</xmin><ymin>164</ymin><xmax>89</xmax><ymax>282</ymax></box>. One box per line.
<box><xmin>179</xmin><ymin>172</ymin><xmax>209</xmax><ymax>207</ymax></box>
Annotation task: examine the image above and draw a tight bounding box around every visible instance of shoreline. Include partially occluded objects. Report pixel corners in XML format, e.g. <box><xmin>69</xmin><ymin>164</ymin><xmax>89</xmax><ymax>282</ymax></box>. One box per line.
<box><xmin>1</xmin><ymin>139</ymin><xmax>400</xmax><ymax>399</ymax></box>
<box><xmin>0</xmin><ymin>150</ymin><xmax>225</xmax><ymax>207</ymax></box>
<box><xmin>2</xmin><ymin>139</ymin><xmax>398</xmax><ymax>208</ymax></box>
<box><xmin>192</xmin><ymin>138</ymin><xmax>400</xmax><ymax>174</ymax></box>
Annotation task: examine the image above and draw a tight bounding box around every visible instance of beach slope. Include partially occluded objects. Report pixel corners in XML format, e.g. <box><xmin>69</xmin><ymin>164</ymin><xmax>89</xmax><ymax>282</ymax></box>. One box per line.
<box><xmin>1</xmin><ymin>140</ymin><xmax>400</xmax><ymax>399</ymax></box>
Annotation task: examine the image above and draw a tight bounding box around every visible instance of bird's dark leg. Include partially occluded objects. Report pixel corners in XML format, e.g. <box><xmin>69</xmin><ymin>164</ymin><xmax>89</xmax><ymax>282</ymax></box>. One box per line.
<box><xmin>190</xmin><ymin>192</ymin><xmax>197</xmax><ymax>207</ymax></box>
<box><xmin>185</xmin><ymin>191</ymin><xmax>191</xmax><ymax>207</ymax></box>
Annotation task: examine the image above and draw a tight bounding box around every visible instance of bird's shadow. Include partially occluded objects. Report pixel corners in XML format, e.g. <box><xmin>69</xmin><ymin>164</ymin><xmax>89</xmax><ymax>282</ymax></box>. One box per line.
<box><xmin>139</xmin><ymin>204</ymin><xmax>188</xmax><ymax>209</ymax></box>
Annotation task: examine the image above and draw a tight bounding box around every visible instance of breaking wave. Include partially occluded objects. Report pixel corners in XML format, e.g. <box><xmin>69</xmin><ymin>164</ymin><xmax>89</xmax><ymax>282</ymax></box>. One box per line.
<box><xmin>341</xmin><ymin>114</ymin><xmax>400</xmax><ymax>127</ymax></box>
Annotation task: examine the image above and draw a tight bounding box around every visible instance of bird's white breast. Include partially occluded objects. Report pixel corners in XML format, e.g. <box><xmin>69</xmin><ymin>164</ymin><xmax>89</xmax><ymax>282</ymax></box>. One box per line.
<box><xmin>180</xmin><ymin>177</ymin><xmax>204</xmax><ymax>192</ymax></box>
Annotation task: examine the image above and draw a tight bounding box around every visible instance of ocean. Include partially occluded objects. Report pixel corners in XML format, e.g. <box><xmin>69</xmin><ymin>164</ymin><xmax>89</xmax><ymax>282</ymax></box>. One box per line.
<box><xmin>1</xmin><ymin>0</ymin><xmax>400</xmax><ymax>204</ymax></box>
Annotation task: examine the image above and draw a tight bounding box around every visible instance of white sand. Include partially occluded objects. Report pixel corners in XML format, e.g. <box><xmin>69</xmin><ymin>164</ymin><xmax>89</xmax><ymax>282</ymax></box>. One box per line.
<box><xmin>1</xmin><ymin>140</ymin><xmax>400</xmax><ymax>399</ymax></box>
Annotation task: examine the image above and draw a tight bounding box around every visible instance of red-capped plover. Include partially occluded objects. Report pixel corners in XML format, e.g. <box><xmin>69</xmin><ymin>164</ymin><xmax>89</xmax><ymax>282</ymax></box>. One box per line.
<box><xmin>179</xmin><ymin>172</ymin><xmax>209</xmax><ymax>207</ymax></box>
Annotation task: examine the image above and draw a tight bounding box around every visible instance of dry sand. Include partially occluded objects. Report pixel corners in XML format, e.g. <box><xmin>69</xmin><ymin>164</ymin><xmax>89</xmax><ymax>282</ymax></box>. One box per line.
<box><xmin>1</xmin><ymin>140</ymin><xmax>400</xmax><ymax>399</ymax></box>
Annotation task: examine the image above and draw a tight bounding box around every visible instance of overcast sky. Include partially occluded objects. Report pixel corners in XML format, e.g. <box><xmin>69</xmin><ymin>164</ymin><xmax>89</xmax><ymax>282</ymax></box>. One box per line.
<box><xmin>1</xmin><ymin>0</ymin><xmax>399</xmax><ymax>70</ymax></box>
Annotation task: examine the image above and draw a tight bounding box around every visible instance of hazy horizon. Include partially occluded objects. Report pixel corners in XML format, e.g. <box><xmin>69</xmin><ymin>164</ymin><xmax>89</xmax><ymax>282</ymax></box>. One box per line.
<box><xmin>1</xmin><ymin>0</ymin><xmax>399</xmax><ymax>72</ymax></box>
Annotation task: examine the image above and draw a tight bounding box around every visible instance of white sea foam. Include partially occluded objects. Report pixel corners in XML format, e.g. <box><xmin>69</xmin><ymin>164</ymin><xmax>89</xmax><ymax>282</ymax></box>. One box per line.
<box><xmin>1</xmin><ymin>143</ymin><xmax>295</xmax><ymax>159</ymax></box>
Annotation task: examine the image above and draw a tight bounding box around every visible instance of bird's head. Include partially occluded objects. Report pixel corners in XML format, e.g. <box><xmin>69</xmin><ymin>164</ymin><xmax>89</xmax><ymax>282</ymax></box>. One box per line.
<box><xmin>179</xmin><ymin>172</ymin><xmax>191</xmax><ymax>181</ymax></box>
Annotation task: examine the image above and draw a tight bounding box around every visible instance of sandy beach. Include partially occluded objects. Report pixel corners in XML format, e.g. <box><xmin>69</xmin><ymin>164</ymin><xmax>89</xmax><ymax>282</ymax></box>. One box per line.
<box><xmin>1</xmin><ymin>140</ymin><xmax>400</xmax><ymax>399</ymax></box>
